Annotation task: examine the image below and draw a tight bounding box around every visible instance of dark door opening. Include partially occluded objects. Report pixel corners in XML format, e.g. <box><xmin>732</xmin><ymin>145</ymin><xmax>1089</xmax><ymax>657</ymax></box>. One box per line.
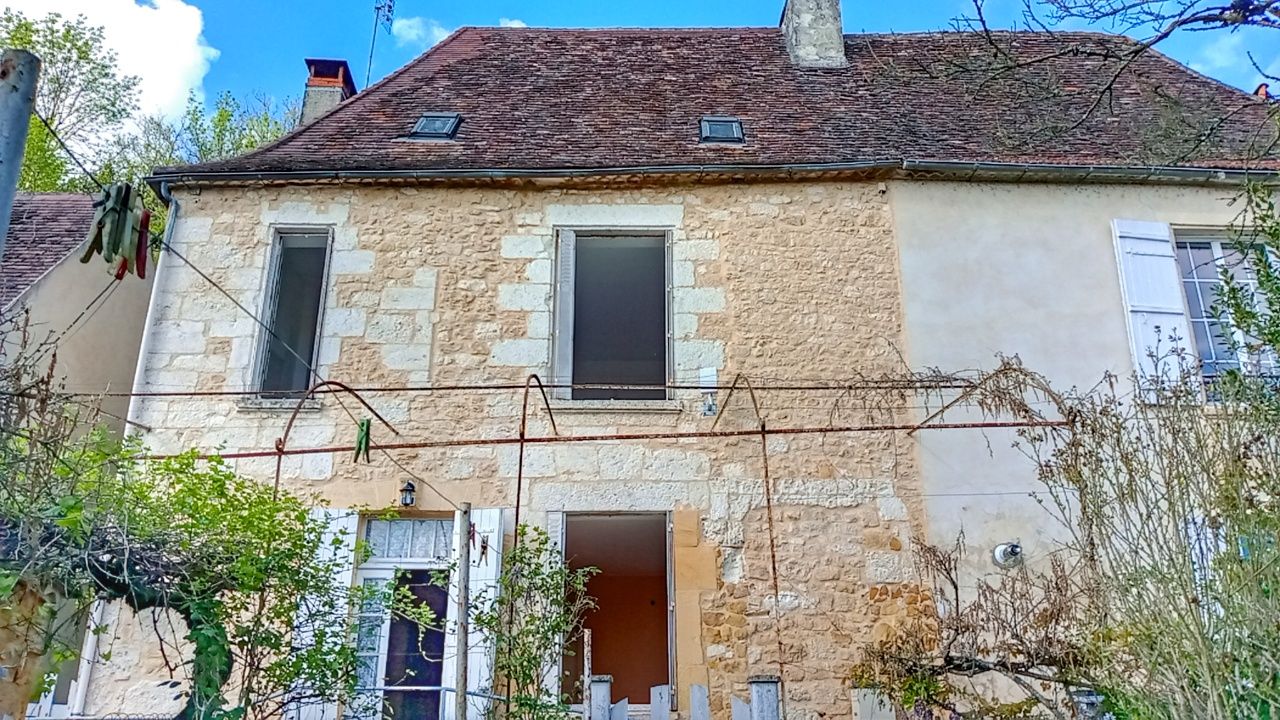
<box><xmin>562</xmin><ymin>513</ymin><xmax>670</xmax><ymax>705</ymax></box>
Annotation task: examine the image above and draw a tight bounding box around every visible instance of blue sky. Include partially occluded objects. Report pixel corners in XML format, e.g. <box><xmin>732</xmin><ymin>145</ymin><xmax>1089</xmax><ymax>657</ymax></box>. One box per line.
<box><xmin>14</xmin><ymin>0</ymin><xmax>1279</xmax><ymax>118</ymax></box>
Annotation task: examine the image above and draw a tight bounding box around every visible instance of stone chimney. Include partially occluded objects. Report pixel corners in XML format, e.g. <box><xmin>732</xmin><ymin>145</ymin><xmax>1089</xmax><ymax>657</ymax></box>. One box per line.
<box><xmin>300</xmin><ymin>58</ymin><xmax>357</xmax><ymax>126</ymax></box>
<box><xmin>780</xmin><ymin>0</ymin><xmax>847</xmax><ymax>68</ymax></box>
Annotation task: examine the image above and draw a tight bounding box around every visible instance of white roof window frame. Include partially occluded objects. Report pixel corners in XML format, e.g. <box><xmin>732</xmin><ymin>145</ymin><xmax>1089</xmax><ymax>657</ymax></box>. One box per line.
<box><xmin>698</xmin><ymin>116</ymin><xmax>745</xmax><ymax>144</ymax></box>
<box><xmin>409</xmin><ymin>112</ymin><xmax>462</xmax><ymax>140</ymax></box>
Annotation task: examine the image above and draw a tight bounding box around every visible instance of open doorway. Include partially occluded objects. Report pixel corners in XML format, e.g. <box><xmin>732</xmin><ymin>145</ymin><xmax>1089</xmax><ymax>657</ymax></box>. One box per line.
<box><xmin>562</xmin><ymin>513</ymin><xmax>670</xmax><ymax>706</ymax></box>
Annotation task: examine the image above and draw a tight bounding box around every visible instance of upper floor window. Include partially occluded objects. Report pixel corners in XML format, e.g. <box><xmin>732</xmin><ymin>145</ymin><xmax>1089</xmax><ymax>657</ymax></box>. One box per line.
<box><xmin>1175</xmin><ymin>234</ymin><xmax>1278</xmax><ymax>381</ymax></box>
<box><xmin>258</xmin><ymin>230</ymin><xmax>330</xmax><ymax>396</ymax></box>
<box><xmin>553</xmin><ymin>230</ymin><xmax>671</xmax><ymax>400</ymax></box>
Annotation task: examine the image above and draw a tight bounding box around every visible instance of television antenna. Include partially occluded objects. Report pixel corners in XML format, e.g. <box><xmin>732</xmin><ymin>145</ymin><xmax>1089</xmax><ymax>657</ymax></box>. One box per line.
<box><xmin>365</xmin><ymin>0</ymin><xmax>395</xmax><ymax>88</ymax></box>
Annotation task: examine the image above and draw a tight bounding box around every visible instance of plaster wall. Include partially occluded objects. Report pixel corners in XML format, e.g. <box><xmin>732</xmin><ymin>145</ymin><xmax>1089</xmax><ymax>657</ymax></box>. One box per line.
<box><xmin>890</xmin><ymin>180</ymin><xmax>1249</xmax><ymax>576</ymax></box>
<box><xmin>7</xmin><ymin>253</ymin><xmax>155</xmax><ymax>434</ymax></box>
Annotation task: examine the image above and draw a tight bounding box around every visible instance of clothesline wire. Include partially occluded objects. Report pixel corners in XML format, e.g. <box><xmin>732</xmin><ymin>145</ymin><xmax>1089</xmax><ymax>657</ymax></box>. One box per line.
<box><xmin>139</xmin><ymin>418</ymin><xmax>1065</xmax><ymax>462</ymax></box>
<box><xmin>60</xmin><ymin>379</ymin><xmax>987</xmax><ymax>399</ymax></box>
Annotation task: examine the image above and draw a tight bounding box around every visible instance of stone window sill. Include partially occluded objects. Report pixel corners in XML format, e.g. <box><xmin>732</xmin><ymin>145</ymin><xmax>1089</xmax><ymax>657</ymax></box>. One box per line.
<box><xmin>548</xmin><ymin>399</ymin><xmax>683</xmax><ymax>414</ymax></box>
<box><xmin>236</xmin><ymin>396</ymin><xmax>322</xmax><ymax>412</ymax></box>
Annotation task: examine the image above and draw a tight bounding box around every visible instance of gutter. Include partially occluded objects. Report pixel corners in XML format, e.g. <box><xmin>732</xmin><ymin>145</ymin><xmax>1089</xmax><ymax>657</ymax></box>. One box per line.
<box><xmin>146</xmin><ymin>157</ymin><xmax>1280</xmax><ymax>189</ymax></box>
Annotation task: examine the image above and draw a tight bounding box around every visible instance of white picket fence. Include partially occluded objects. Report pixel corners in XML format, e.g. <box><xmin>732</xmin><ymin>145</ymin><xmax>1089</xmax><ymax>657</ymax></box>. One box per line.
<box><xmin>584</xmin><ymin>676</ymin><xmax>780</xmax><ymax>720</ymax></box>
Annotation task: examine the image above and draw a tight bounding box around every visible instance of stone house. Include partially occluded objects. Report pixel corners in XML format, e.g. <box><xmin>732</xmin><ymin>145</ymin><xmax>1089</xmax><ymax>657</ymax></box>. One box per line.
<box><xmin>51</xmin><ymin>0</ymin><xmax>1279</xmax><ymax>718</ymax></box>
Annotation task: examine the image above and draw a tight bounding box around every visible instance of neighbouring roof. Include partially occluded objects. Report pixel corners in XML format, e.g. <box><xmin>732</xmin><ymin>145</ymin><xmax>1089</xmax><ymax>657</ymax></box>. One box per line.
<box><xmin>153</xmin><ymin>27</ymin><xmax>1280</xmax><ymax>183</ymax></box>
<box><xmin>2</xmin><ymin>193</ymin><xmax>95</xmax><ymax>309</ymax></box>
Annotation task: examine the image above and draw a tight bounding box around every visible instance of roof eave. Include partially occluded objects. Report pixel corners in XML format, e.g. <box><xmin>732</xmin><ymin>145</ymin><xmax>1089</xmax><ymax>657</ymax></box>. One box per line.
<box><xmin>145</xmin><ymin>158</ymin><xmax>1280</xmax><ymax>193</ymax></box>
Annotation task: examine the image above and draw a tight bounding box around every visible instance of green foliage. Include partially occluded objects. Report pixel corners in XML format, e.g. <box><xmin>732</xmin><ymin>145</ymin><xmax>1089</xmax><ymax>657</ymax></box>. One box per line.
<box><xmin>0</xmin><ymin>10</ymin><xmax>138</xmax><ymax>191</ymax></box>
<box><xmin>0</xmin><ymin>338</ymin><xmax>375</xmax><ymax>720</ymax></box>
<box><xmin>16</xmin><ymin>118</ymin><xmax>69</xmax><ymax>192</ymax></box>
<box><xmin>470</xmin><ymin>525</ymin><xmax>596</xmax><ymax>720</ymax></box>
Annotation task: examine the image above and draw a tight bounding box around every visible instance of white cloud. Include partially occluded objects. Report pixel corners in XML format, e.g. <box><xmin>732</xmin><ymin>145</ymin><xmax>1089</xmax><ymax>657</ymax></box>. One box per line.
<box><xmin>498</xmin><ymin>18</ymin><xmax>528</xmax><ymax>28</ymax></box>
<box><xmin>7</xmin><ymin>0</ymin><xmax>218</xmax><ymax>119</ymax></box>
<box><xmin>1190</xmin><ymin>32</ymin><xmax>1245</xmax><ymax>75</ymax></box>
<box><xmin>391</xmin><ymin>16</ymin><xmax>451</xmax><ymax>48</ymax></box>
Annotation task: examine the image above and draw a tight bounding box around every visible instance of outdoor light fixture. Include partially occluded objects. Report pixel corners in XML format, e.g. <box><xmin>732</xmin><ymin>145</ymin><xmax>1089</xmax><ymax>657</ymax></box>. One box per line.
<box><xmin>399</xmin><ymin>480</ymin><xmax>417</xmax><ymax>507</ymax></box>
<box><xmin>992</xmin><ymin>542</ymin><xmax>1024</xmax><ymax>569</ymax></box>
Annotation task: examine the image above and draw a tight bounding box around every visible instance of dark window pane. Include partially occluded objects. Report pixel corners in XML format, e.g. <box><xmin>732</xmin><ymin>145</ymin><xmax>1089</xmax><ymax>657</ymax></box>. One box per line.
<box><xmin>383</xmin><ymin>570</ymin><xmax>448</xmax><ymax>720</ymax></box>
<box><xmin>1183</xmin><ymin>281</ymin><xmax>1206</xmax><ymax>319</ymax></box>
<box><xmin>261</xmin><ymin>236</ymin><xmax>327</xmax><ymax>396</ymax></box>
<box><xmin>412</xmin><ymin>113</ymin><xmax>460</xmax><ymax>138</ymax></box>
<box><xmin>573</xmin><ymin>236</ymin><xmax>666</xmax><ymax>400</ymax></box>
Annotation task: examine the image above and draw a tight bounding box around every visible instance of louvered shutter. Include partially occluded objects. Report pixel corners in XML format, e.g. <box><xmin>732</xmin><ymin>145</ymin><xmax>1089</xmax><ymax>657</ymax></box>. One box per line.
<box><xmin>290</xmin><ymin>508</ymin><xmax>358</xmax><ymax>720</ymax></box>
<box><xmin>1111</xmin><ymin>220</ymin><xmax>1193</xmax><ymax>387</ymax></box>
<box><xmin>553</xmin><ymin>230</ymin><xmax>576</xmax><ymax>400</ymax></box>
<box><xmin>441</xmin><ymin>508</ymin><xmax>505</xmax><ymax>720</ymax></box>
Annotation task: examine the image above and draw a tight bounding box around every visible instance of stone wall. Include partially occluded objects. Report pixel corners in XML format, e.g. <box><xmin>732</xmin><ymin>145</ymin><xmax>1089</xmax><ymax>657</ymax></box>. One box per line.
<box><xmin>93</xmin><ymin>180</ymin><xmax>924</xmax><ymax>720</ymax></box>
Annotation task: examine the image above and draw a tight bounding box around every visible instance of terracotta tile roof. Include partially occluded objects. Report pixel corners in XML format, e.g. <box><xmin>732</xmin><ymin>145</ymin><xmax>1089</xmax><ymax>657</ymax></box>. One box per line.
<box><xmin>2</xmin><ymin>193</ymin><xmax>94</xmax><ymax>309</ymax></box>
<box><xmin>157</xmin><ymin>28</ymin><xmax>1279</xmax><ymax>179</ymax></box>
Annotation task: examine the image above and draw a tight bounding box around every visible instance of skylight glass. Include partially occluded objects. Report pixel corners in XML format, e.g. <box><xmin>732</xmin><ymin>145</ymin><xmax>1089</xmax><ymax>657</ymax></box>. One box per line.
<box><xmin>411</xmin><ymin>112</ymin><xmax>461</xmax><ymax>139</ymax></box>
<box><xmin>699</xmin><ymin>116</ymin><xmax>744</xmax><ymax>143</ymax></box>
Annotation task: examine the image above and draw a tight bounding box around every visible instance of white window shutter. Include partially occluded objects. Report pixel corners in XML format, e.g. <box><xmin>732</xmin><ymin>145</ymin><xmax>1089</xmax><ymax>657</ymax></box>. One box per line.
<box><xmin>290</xmin><ymin>508</ymin><xmax>358</xmax><ymax>720</ymax></box>
<box><xmin>542</xmin><ymin>512</ymin><xmax>566</xmax><ymax>700</ymax></box>
<box><xmin>1111</xmin><ymin>219</ymin><xmax>1192</xmax><ymax>386</ymax></box>
<box><xmin>442</xmin><ymin>508</ymin><xmax>505</xmax><ymax>720</ymax></box>
<box><xmin>552</xmin><ymin>230</ymin><xmax>576</xmax><ymax>400</ymax></box>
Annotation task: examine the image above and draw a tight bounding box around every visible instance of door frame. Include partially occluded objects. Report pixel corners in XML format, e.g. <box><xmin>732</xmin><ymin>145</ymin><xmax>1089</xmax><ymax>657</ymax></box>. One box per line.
<box><xmin>552</xmin><ymin>511</ymin><xmax>675</xmax><ymax>711</ymax></box>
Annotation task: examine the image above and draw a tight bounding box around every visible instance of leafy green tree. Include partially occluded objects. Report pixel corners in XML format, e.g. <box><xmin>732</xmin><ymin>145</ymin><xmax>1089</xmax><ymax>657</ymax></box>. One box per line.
<box><xmin>0</xmin><ymin>329</ymin><xmax>380</xmax><ymax>720</ymax></box>
<box><xmin>0</xmin><ymin>10</ymin><xmax>138</xmax><ymax>191</ymax></box>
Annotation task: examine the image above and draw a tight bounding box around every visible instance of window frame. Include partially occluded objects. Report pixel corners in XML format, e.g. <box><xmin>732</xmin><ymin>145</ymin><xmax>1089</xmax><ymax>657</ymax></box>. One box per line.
<box><xmin>253</xmin><ymin>226</ymin><xmax>334</xmax><ymax>398</ymax></box>
<box><xmin>1174</xmin><ymin>230</ymin><xmax>1278</xmax><ymax>382</ymax></box>
<box><xmin>551</xmin><ymin>227</ymin><xmax>675</xmax><ymax>402</ymax></box>
<box><xmin>409</xmin><ymin>112</ymin><xmax>462</xmax><ymax>140</ymax></box>
<box><xmin>352</xmin><ymin>518</ymin><xmax>456</xmax><ymax>720</ymax></box>
<box><xmin>698</xmin><ymin>116</ymin><xmax>745</xmax><ymax>143</ymax></box>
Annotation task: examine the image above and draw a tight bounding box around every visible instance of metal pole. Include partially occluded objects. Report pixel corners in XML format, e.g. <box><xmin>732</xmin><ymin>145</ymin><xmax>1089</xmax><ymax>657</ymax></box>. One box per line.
<box><xmin>0</xmin><ymin>49</ymin><xmax>39</xmax><ymax>256</ymax></box>
<box><xmin>454</xmin><ymin>502</ymin><xmax>472</xmax><ymax>720</ymax></box>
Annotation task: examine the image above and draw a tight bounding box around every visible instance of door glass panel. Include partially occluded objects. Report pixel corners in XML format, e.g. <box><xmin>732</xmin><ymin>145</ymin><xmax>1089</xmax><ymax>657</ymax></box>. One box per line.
<box><xmin>383</xmin><ymin>569</ymin><xmax>448</xmax><ymax>720</ymax></box>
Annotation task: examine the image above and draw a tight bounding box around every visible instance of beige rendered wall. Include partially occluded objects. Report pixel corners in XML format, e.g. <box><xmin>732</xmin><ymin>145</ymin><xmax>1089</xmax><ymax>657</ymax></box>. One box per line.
<box><xmin>7</xmin><ymin>253</ymin><xmax>154</xmax><ymax>434</ymax></box>
<box><xmin>86</xmin><ymin>181</ymin><xmax>928</xmax><ymax>719</ymax></box>
<box><xmin>890</xmin><ymin>180</ymin><xmax>1248</xmax><ymax>577</ymax></box>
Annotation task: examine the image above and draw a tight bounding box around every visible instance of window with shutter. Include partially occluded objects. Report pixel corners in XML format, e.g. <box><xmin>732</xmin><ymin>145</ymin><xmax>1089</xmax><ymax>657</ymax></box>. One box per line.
<box><xmin>1111</xmin><ymin>220</ymin><xmax>1194</xmax><ymax>387</ymax></box>
<box><xmin>552</xmin><ymin>230</ymin><xmax>672</xmax><ymax>401</ymax></box>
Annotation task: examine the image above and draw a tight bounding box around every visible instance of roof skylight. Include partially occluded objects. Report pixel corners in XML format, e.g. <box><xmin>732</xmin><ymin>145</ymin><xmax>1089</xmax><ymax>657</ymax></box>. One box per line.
<box><xmin>699</xmin><ymin>116</ymin><xmax>744</xmax><ymax>143</ymax></box>
<box><xmin>410</xmin><ymin>112</ymin><xmax>461</xmax><ymax>139</ymax></box>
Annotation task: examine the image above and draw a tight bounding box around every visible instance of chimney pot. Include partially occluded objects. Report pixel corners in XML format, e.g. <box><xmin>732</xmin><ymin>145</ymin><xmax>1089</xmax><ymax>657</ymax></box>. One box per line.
<box><xmin>300</xmin><ymin>58</ymin><xmax>357</xmax><ymax>126</ymax></box>
<box><xmin>780</xmin><ymin>0</ymin><xmax>847</xmax><ymax>68</ymax></box>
